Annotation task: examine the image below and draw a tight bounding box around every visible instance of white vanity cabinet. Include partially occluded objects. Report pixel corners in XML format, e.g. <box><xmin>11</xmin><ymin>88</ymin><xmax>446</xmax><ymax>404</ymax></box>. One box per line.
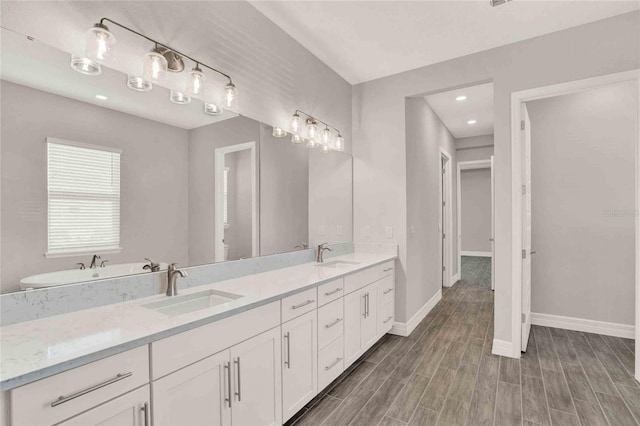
<box><xmin>56</xmin><ymin>386</ymin><xmax>150</xmax><ymax>426</ymax></box>
<box><xmin>344</xmin><ymin>281</ymin><xmax>379</xmax><ymax>365</ymax></box>
<box><xmin>281</xmin><ymin>310</ymin><xmax>317</xmax><ymax>422</ymax></box>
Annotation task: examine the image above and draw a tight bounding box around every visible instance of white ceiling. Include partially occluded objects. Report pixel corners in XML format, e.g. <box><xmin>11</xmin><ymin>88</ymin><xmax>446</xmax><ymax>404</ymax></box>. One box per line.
<box><xmin>250</xmin><ymin>1</ymin><xmax>639</xmax><ymax>84</ymax></box>
<box><xmin>425</xmin><ymin>82</ymin><xmax>493</xmax><ymax>139</ymax></box>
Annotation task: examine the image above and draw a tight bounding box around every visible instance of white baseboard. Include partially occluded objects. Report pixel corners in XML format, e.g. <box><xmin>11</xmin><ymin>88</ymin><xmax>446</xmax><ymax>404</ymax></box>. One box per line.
<box><xmin>531</xmin><ymin>312</ymin><xmax>635</xmax><ymax>339</ymax></box>
<box><xmin>492</xmin><ymin>339</ymin><xmax>518</xmax><ymax>358</ymax></box>
<box><xmin>447</xmin><ymin>273</ymin><xmax>459</xmax><ymax>287</ymax></box>
<box><xmin>461</xmin><ymin>251</ymin><xmax>492</xmax><ymax>257</ymax></box>
<box><xmin>390</xmin><ymin>289</ymin><xmax>442</xmax><ymax>337</ymax></box>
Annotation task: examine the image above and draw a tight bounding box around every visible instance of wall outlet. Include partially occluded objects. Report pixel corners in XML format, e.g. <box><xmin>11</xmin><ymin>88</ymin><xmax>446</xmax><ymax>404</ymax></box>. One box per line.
<box><xmin>363</xmin><ymin>226</ymin><xmax>371</xmax><ymax>238</ymax></box>
<box><xmin>385</xmin><ymin>226</ymin><xmax>393</xmax><ymax>238</ymax></box>
<box><xmin>318</xmin><ymin>225</ymin><xmax>325</xmax><ymax>236</ymax></box>
<box><xmin>336</xmin><ymin>225</ymin><xmax>343</xmax><ymax>236</ymax></box>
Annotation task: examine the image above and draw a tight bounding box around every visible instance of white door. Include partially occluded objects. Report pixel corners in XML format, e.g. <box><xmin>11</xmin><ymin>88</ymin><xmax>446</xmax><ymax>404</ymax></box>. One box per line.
<box><xmin>57</xmin><ymin>386</ymin><xmax>149</xmax><ymax>426</ymax></box>
<box><xmin>230</xmin><ymin>327</ymin><xmax>282</xmax><ymax>426</ymax></box>
<box><xmin>441</xmin><ymin>156</ymin><xmax>448</xmax><ymax>286</ymax></box>
<box><xmin>282</xmin><ymin>310</ymin><xmax>317</xmax><ymax>422</ymax></box>
<box><xmin>491</xmin><ymin>155</ymin><xmax>495</xmax><ymax>291</ymax></box>
<box><xmin>521</xmin><ymin>104</ymin><xmax>533</xmax><ymax>351</ymax></box>
<box><xmin>344</xmin><ymin>290</ymin><xmax>364</xmax><ymax>366</ymax></box>
<box><xmin>361</xmin><ymin>282</ymin><xmax>379</xmax><ymax>350</ymax></box>
<box><xmin>153</xmin><ymin>351</ymin><xmax>231</xmax><ymax>426</ymax></box>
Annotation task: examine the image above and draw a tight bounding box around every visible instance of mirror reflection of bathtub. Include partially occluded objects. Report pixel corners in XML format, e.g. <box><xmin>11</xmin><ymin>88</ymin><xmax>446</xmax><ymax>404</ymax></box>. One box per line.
<box><xmin>20</xmin><ymin>263</ymin><xmax>168</xmax><ymax>289</ymax></box>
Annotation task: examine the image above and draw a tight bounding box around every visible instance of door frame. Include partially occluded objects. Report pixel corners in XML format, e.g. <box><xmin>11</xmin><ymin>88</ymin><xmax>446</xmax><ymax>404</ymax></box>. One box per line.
<box><xmin>456</xmin><ymin>159</ymin><xmax>493</xmax><ymax>288</ymax></box>
<box><xmin>510</xmin><ymin>69</ymin><xmax>640</xmax><ymax>367</ymax></box>
<box><xmin>214</xmin><ymin>141</ymin><xmax>258</xmax><ymax>262</ymax></box>
<box><xmin>439</xmin><ymin>147</ymin><xmax>454</xmax><ymax>287</ymax></box>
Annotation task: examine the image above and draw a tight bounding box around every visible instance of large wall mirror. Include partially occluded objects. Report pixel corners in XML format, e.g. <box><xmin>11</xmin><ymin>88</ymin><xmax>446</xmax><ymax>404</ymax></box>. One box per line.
<box><xmin>0</xmin><ymin>28</ymin><xmax>353</xmax><ymax>294</ymax></box>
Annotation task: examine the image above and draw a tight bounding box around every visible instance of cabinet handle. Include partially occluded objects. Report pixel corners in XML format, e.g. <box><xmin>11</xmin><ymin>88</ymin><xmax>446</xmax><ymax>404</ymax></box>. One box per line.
<box><xmin>291</xmin><ymin>299</ymin><xmax>314</xmax><ymax>309</ymax></box>
<box><xmin>366</xmin><ymin>293</ymin><xmax>370</xmax><ymax>318</ymax></box>
<box><xmin>284</xmin><ymin>332</ymin><xmax>291</xmax><ymax>369</ymax></box>
<box><xmin>383</xmin><ymin>268</ymin><xmax>393</xmax><ymax>272</ymax></box>
<box><xmin>362</xmin><ymin>294</ymin><xmax>367</xmax><ymax>318</ymax></box>
<box><xmin>325</xmin><ymin>357</ymin><xmax>343</xmax><ymax>371</ymax></box>
<box><xmin>383</xmin><ymin>288</ymin><xmax>393</xmax><ymax>295</ymax></box>
<box><xmin>224</xmin><ymin>362</ymin><xmax>232</xmax><ymax>407</ymax></box>
<box><xmin>383</xmin><ymin>316</ymin><xmax>393</xmax><ymax>324</ymax></box>
<box><xmin>51</xmin><ymin>372</ymin><xmax>132</xmax><ymax>407</ymax></box>
<box><xmin>141</xmin><ymin>402</ymin><xmax>150</xmax><ymax>426</ymax></box>
<box><xmin>325</xmin><ymin>318</ymin><xmax>343</xmax><ymax>329</ymax></box>
<box><xmin>234</xmin><ymin>358</ymin><xmax>242</xmax><ymax>402</ymax></box>
<box><xmin>324</xmin><ymin>288</ymin><xmax>342</xmax><ymax>296</ymax></box>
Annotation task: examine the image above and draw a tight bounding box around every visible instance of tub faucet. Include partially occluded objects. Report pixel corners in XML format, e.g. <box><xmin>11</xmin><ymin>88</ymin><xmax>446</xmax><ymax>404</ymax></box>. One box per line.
<box><xmin>167</xmin><ymin>263</ymin><xmax>188</xmax><ymax>297</ymax></box>
<box><xmin>90</xmin><ymin>255</ymin><xmax>101</xmax><ymax>269</ymax></box>
<box><xmin>316</xmin><ymin>243</ymin><xmax>332</xmax><ymax>263</ymax></box>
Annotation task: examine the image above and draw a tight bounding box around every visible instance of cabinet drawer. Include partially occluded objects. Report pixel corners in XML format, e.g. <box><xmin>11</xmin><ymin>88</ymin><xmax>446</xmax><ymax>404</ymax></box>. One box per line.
<box><xmin>318</xmin><ymin>337</ymin><xmax>344</xmax><ymax>390</ymax></box>
<box><xmin>282</xmin><ymin>287</ymin><xmax>317</xmax><ymax>323</ymax></box>
<box><xmin>344</xmin><ymin>261</ymin><xmax>394</xmax><ymax>294</ymax></box>
<box><xmin>318</xmin><ymin>298</ymin><xmax>344</xmax><ymax>350</ymax></box>
<box><xmin>379</xmin><ymin>302</ymin><xmax>394</xmax><ymax>336</ymax></box>
<box><xmin>10</xmin><ymin>346</ymin><xmax>149</xmax><ymax>426</ymax></box>
<box><xmin>318</xmin><ymin>278</ymin><xmax>344</xmax><ymax>306</ymax></box>
<box><xmin>379</xmin><ymin>275</ymin><xmax>395</xmax><ymax>307</ymax></box>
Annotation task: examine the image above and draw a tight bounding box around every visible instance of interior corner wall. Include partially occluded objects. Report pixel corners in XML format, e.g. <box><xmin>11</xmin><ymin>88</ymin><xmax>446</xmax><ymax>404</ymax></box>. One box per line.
<box><xmin>456</xmin><ymin>135</ymin><xmax>495</xmax><ymax>162</ymax></box>
<box><xmin>405</xmin><ymin>98</ymin><xmax>457</xmax><ymax>322</ymax></box>
<box><xmin>352</xmin><ymin>11</ymin><xmax>640</xmax><ymax>343</ymax></box>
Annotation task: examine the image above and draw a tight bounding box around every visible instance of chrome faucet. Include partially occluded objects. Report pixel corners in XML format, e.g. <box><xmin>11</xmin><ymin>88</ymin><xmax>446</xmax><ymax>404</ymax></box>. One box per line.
<box><xmin>166</xmin><ymin>263</ymin><xmax>188</xmax><ymax>297</ymax></box>
<box><xmin>316</xmin><ymin>243</ymin><xmax>332</xmax><ymax>263</ymax></box>
<box><xmin>295</xmin><ymin>241</ymin><xmax>309</xmax><ymax>250</ymax></box>
<box><xmin>89</xmin><ymin>254</ymin><xmax>101</xmax><ymax>269</ymax></box>
<box><xmin>143</xmin><ymin>258</ymin><xmax>161</xmax><ymax>272</ymax></box>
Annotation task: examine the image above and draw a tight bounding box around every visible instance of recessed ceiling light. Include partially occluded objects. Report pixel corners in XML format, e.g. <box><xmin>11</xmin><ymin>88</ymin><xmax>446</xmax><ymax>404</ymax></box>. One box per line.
<box><xmin>95</xmin><ymin>94</ymin><xmax>108</xmax><ymax>101</ymax></box>
<box><xmin>456</xmin><ymin>95</ymin><xmax>467</xmax><ymax>102</ymax></box>
<box><xmin>467</xmin><ymin>119</ymin><xmax>477</xmax><ymax>125</ymax></box>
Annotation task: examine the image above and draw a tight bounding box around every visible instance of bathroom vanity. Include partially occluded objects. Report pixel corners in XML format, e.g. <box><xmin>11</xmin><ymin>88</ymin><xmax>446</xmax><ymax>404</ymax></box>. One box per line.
<box><xmin>1</xmin><ymin>253</ymin><xmax>396</xmax><ymax>425</ymax></box>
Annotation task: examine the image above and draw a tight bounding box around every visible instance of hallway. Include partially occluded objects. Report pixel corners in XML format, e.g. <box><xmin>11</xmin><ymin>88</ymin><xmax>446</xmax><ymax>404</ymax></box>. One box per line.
<box><xmin>287</xmin><ymin>257</ymin><xmax>639</xmax><ymax>426</ymax></box>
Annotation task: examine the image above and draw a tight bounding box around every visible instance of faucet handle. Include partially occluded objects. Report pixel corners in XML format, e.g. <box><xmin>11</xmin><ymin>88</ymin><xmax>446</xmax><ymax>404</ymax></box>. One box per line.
<box><xmin>100</xmin><ymin>260</ymin><xmax>109</xmax><ymax>268</ymax></box>
<box><xmin>77</xmin><ymin>263</ymin><xmax>86</xmax><ymax>270</ymax></box>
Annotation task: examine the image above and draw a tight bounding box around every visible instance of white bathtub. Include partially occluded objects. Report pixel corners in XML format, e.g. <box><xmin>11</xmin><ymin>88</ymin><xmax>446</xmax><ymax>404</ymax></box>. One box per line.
<box><xmin>20</xmin><ymin>262</ymin><xmax>168</xmax><ymax>289</ymax></box>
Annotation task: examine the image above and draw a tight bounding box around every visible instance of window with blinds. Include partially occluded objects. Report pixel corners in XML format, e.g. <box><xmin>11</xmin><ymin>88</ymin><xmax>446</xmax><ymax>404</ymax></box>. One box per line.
<box><xmin>46</xmin><ymin>138</ymin><xmax>122</xmax><ymax>257</ymax></box>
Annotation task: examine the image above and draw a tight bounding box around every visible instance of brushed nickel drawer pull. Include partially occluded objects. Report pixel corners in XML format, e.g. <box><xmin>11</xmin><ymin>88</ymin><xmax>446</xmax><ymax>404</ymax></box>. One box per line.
<box><xmin>324</xmin><ymin>288</ymin><xmax>342</xmax><ymax>296</ymax></box>
<box><xmin>51</xmin><ymin>372</ymin><xmax>133</xmax><ymax>407</ymax></box>
<box><xmin>383</xmin><ymin>316</ymin><xmax>393</xmax><ymax>324</ymax></box>
<box><xmin>325</xmin><ymin>357</ymin><xmax>343</xmax><ymax>371</ymax></box>
<box><xmin>383</xmin><ymin>268</ymin><xmax>393</xmax><ymax>272</ymax></box>
<box><xmin>325</xmin><ymin>318</ymin><xmax>343</xmax><ymax>329</ymax></box>
<box><xmin>383</xmin><ymin>288</ymin><xmax>393</xmax><ymax>295</ymax></box>
<box><xmin>142</xmin><ymin>402</ymin><xmax>150</xmax><ymax>426</ymax></box>
<box><xmin>291</xmin><ymin>299</ymin><xmax>314</xmax><ymax>309</ymax></box>
<box><xmin>224</xmin><ymin>362</ymin><xmax>232</xmax><ymax>407</ymax></box>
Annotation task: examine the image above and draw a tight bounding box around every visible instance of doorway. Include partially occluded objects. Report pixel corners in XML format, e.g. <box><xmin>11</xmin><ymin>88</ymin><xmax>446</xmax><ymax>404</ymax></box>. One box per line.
<box><xmin>440</xmin><ymin>148</ymin><xmax>453</xmax><ymax>287</ymax></box>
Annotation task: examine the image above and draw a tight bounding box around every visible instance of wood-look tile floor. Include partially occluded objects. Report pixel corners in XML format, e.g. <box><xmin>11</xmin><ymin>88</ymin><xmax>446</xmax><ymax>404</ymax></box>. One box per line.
<box><xmin>286</xmin><ymin>257</ymin><xmax>640</xmax><ymax>426</ymax></box>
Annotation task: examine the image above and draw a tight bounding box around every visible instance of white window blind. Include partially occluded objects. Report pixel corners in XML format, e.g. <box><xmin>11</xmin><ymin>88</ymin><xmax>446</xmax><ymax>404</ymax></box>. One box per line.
<box><xmin>223</xmin><ymin>167</ymin><xmax>230</xmax><ymax>227</ymax></box>
<box><xmin>47</xmin><ymin>138</ymin><xmax>122</xmax><ymax>256</ymax></box>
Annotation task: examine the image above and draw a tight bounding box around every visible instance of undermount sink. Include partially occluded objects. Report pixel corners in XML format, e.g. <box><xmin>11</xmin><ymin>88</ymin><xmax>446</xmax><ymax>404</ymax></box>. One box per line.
<box><xmin>317</xmin><ymin>260</ymin><xmax>361</xmax><ymax>268</ymax></box>
<box><xmin>143</xmin><ymin>289</ymin><xmax>243</xmax><ymax>317</ymax></box>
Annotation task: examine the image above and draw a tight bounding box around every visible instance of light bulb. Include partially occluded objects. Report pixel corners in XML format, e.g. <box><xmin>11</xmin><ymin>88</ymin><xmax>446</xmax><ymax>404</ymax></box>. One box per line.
<box><xmin>70</xmin><ymin>56</ymin><xmax>101</xmax><ymax>75</ymax></box>
<box><xmin>225</xmin><ymin>81</ymin><xmax>238</xmax><ymax>109</ymax></box>
<box><xmin>291</xmin><ymin>112</ymin><xmax>302</xmax><ymax>135</ymax></box>
<box><xmin>291</xmin><ymin>134</ymin><xmax>302</xmax><ymax>144</ymax></box>
<box><xmin>126</xmin><ymin>75</ymin><xmax>152</xmax><ymax>92</ymax></box>
<box><xmin>321</xmin><ymin>127</ymin><xmax>332</xmax><ymax>146</ymax></box>
<box><xmin>306</xmin><ymin>119</ymin><xmax>318</xmax><ymax>141</ymax></box>
<box><xmin>335</xmin><ymin>134</ymin><xmax>345</xmax><ymax>152</ymax></box>
<box><xmin>273</xmin><ymin>127</ymin><xmax>287</xmax><ymax>138</ymax></box>
<box><xmin>85</xmin><ymin>23</ymin><xmax>116</xmax><ymax>63</ymax></box>
<box><xmin>186</xmin><ymin>66</ymin><xmax>206</xmax><ymax>97</ymax></box>
<box><xmin>203</xmin><ymin>102</ymin><xmax>223</xmax><ymax>115</ymax></box>
<box><xmin>170</xmin><ymin>90</ymin><xmax>191</xmax><ymax>104</ymax></box>
<box><xmin>142</xmin><ymin>48</ymin><xmax>168</xmax><ymax>82</ymax></box>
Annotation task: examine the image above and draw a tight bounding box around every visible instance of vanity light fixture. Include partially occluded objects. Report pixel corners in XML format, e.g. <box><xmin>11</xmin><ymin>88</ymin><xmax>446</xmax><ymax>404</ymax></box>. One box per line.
<box><xmin>85</xmin><ymin>22</ymin><xmax>116</xmax><ymax>63</ymax></box>
<box><xmin>456</xmin><ymin>95</ymin><xmax>467</xmax><ymax>101</ymax></box>
<box><xmin>306</xmin><ymin>139</ymin><xmax>318</xmax><ymax>149</ymax></box>
<box><xmin>272</xmin><ymin>127</ymin><xmax>288</xmax><ymax>138</ymax></box>
<box><xmin>186</xmin><ymin>64</ymin><xmax>206</xmax><ymax>97</ymax></box>
<box><xmin>70</xmin><ymin>56</ymin><xmax>102</xmax><ymax>75</ymax></box>
<box><xmin>170</xmin><ymin>90</ymin><xmax>191</xmax><ymax>104</ymax></box>
<box><xmin>291</xmin><ymin>112</ymin><xmax>303</xmax><ymax>135</ymax></box>
<box><xmin>291</xmin><ymin>134</ymin><xmax>302</xmax><ymax>144</ymax></box>
<box><xmin>467</xmin><ymin>119</ymin><xmax>477</xmax><ymax>125</ymax></box>
<box><xmin>334</xmin><ymin>133</ymin><xmax>345</xmax><ymax>152</ymax></box>
<box><xmin>127</xmin><ymin>75</ymin><xmax>152</xmax><ymax>92</ymax></box>
<box><xmin>306</xmin><ymin>119</ymin><xmax>319</xmax><ymax>141</ymax></box>
<box><xmin>290</xmin><ymin>110</ymin><xmax>345</xmax><ymax>153</ymax></box>
<box><xmin>224</xmin><ymin>82</ymin><xmax>238</xmax><ymax>109</ymax></box>
<box><xmin>142</xmin><ymin>45</ymin><xmax>168</xmax><ymax>82</ymax></box>
<box><xmin>203</xmin><ymin>102</ymin><xmax>223</xmax><ymax>116</ymax></box>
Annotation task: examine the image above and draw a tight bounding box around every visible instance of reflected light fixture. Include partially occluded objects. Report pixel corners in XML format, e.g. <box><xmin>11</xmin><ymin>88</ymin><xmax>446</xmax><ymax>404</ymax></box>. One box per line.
<box><xmin>273</xmin><ymin>127</ymin><xmax>287</xmax><ymax>138</ymax></box>
<box><xmin>334</xmin><ymin>134</ymin><xmax>345</xmax><ymax>152</ymax></box>
<box><xmin>291</xmin><ymin>112</ymin><xmax>302</xmax><ymax>135</ymax></box>
<box><xmin>186</xmin><ymin>64</ymin><xmax>206</xmax><ymax>97</ymax></box>
<box><xmin>467</xmin><ymin>119</ymin><xmax>477</xmax><ymax>125</ymax></box>
<box><xmin>456</xmin><ymin>95</ymin><xmax>467</xmax><ymax>101</ymax></box>
<box><xmin>143</xmin><ymin>45</ymin><xmax>168</xmax><ymax>82</ymax></box>
<box><xmin>170</xmin><ymin>90</ymin><xmax>191</xmax><ymax>104</ymax></box>
<box><xmin>224</xmin><ymin>82</ymin><xmax>238</xmax><ymax>109</ymax></box>
<box><xmin>291</xmin><ymin>134</ymin><xmax>302</xmax><ymax>144</ymax></box>
<box><xmin>127</xmin><ymin>75</ymin><xmax>152</xmax><ymax>92</ymax></box>
<box><xmin>203</xmin><ymin>102</ymin><xmax>223</xmax><ymax>116</ymax></box>
<box><xmin>321</xmin><ymin>144</ymin><xmax>331</xmax><ymax>154</ymax></box>
<box><xmin>95</xmin><ymin>94</ymin><xmax>108</xmax><ymax>101</ymax></box>
<box><xmin>291</xmin><ymin>110</ymin><xmax>345</xmax><ymax>153</ymax></box>
<box><xmin>70</xmin><ymin>56</ymin><xmax>101</xmax><ymax>75</ymax></box>
<box><xmin>85</xmin><ymin>22</ymin><xmax>116</xmax><ymax>63</ymax></box>
<box><xmin>306</xmin><ymin>139</ymin><xmax>317</xmax><ymax>148</ymax></box>
<box><xmin>321</xmin><ymin>127</ymin><xmax>332</xmax><ymax>146</ymax></box>
<box><xmin>306</xmin><ymin>119</ymin><xmax>318</xmax><ymax>141</ymax></box>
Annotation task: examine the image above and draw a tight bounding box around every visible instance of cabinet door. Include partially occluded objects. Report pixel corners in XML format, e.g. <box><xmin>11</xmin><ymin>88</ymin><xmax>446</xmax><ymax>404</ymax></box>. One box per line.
<box><xmin>230</xmin><ymin>327</ymin><xmax>282</xmax><ymax>426</ymax></box>
<box><xmin>57</xmin><ymin>386</ymin><xmax>149</xmax><ymax>426</ymax></box>
<box><xmin>153</xmin><ymin>350</ymin><xmax>231</xmax><ymax>426</ymax></box>
<box><xmin>344</xmin><ymin>289</ymin><xmax>365</xmax><ymax>366</ymax></box>
<box><xmin>361</xmin><ymin>282</ymin><xmax>379</xmax><ymax>351</ymax></box>
<box><xmin>282</xmin><ymin>310</ymin><xmax>317</xmax><ymax>422</ymax></box>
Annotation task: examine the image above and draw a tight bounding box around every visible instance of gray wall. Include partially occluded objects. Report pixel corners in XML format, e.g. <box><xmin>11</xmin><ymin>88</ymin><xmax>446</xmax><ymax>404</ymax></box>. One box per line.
<box><xmin>456</xmin><ymin>135</ymin><xmax>494</xmax><ymax>162</ymax></box>
<box><xmin>528</xmin><ymin>81</ymin><xmax>637</xmax><ymax>326</ymax></box>
<box><xmin>406</xmin><ymin>98</ymin><xmax>457</xmax><ymax>306</ymax></box>
<box><xmin>1</xmin><ymin>81</ymin><xmax>189</xmax><ymax>293</ymax></box>
<box><xmin>460</xmin><ymin>169</ymin><xmax>492</xmax><ymax>253</ymax></box>
<box><xmin>353</xmin><ymin>10</ymin><xmax>639</xmax><ymax>343</ymax></box>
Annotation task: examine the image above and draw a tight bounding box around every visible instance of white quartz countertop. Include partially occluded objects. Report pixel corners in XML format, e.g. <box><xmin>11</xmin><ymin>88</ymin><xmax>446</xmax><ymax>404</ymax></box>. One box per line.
<box><xmin>0</xmin><ymin>252</ymin><xmax>396</xmax><ymax>391</ymax></box>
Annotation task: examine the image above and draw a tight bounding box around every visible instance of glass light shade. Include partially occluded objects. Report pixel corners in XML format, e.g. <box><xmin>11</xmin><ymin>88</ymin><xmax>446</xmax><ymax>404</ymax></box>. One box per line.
<box><xmin>306</xmin><ymin>139</ymin><xmax>317</xmax><ymax>148</ymax></box>
<box><xmin>321</xmin><ymin>144</ymin><xmax>331</xmax><ymax>154</ymax></box>
<box><xmin>306</xmin><ymin>120</ymin><xmax>318</xmax><ymax>141</ymax></box>
<box><xmin>291</xmin><ymin>113</ymin><xmax>302</xmax><ymax>135</ymax></box>
<box><xmin>126</xmin><ymin>75</ymin><xmax>152</xmax><ymax>92</ymax></box>
<box><xmin>186</xmin><ymin>66</ymin><xmax>206</xmax><ymax>97</ymax></box>
<box><xmin>273</xmin><ymin>127</ymin><xmax>287</xmax><ymax>138</ymax></box>
<box><xmin>85</xmin><ymin>23</ymin><xmax>116</xmax><ymax>63</ymax></box>
<box><xmin>204</xmin><ymin>102</ymin><xmax>223</xmax><ymax>115</ymax></box>
<box><xmin>142</xmin><ymin>49</ymin><xmax>168</xmax><ymax>82</ymax></box>
<box><xmin>334</xmin><ymin>134</ymin><xmax>345</xmax><ymax>152</ymax></box>
<box><xmin>224</xmin><ymin>82</ymin><xmax>238</xmax><ymax>109</ymax></box>
<box><xmin>70</xmin><ymin>56</ymin><xmax>101</xmax><ymax>75</ymax></box>
<box><xmin>321</xmin><ymin>127</ymin><xmax>332</xmax><ymax>146</ymax></box>
<box><xmin>291</xmin><ymin>134</ymin><xmax>302</xmax><ymax>144</ymax></box>
<box><xmin>170</xmin><ymin>90</ymin><xmax>191</xmax><ymax>104</ymax></box>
